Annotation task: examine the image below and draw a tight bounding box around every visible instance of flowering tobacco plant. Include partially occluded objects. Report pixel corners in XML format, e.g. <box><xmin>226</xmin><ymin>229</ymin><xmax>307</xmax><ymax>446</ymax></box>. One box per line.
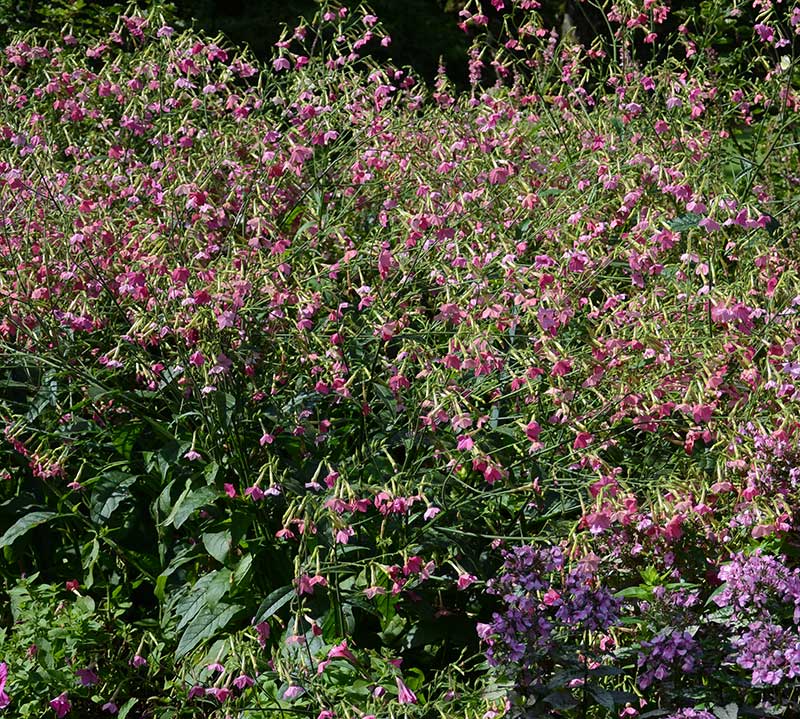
<box><xmin>0</xmin><ymin>0</ymin><xmax>799</xmax><ymax>716</ymax></box>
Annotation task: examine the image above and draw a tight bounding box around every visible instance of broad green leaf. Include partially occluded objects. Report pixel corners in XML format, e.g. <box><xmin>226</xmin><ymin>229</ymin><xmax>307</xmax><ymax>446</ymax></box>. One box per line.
<box><xmin>667</xmin><ymin>213</ymin><xmax>702</xmax><ymax>232</ymax></box>
<box><xmin>175</xmin><ymin>569</ymin><xmax>231</xmax><ymax>631</ymax></box>
<box><xmin>163</xmin><ymin>486</ymin><xmax>218</xmax><ymax>529</ymax></box>
<box><xmin>176</xmin><ymin>602</ymin><xmax>242</xmax><ymax>659</ymax></box>
<box><xmin>117</xmin><ymin>698</ymin><xmax>138</xmax><ymax>719</ymax></box>
<box><xmin>0</xmin><ymin>511</ymin><xmax>57</xmax><ymax>548</ymax></box>
<box><xmin>713</xmin><ymin>703</ymin><xmax>738</xmax><ymax>719</ymax></box>
<box><xmin>89</xmin><ymin>471</ymin><xmax>138</xmax><ymax>523</ymax></box>
<box><xmin>233</xmin><ymin>554</ymin><xmax>253</xmax><ymax>585</ymax></box>
<box><xmin>589</xmin><ymin>687</ymin><xmax>617</xmax><ymax>710</ymax></box>
<box><xmin>154</xmin><ymin>574</ymin><xmax>168</xmax><ymax>604</ymax></box>
<box><xmin>112</xmin><ymin>423</ymin><xmax>141</xmax><ymax>460</ymax></box>
<box><xmin>215</xmin><ymin>391</ymin><xmax>237</xmax><ymax>428</ymax></box>
<box><xmin>253</xmin><ymin>585</ymin><xmax>294</xmax><ymax>624</ymax></box>
<box><xmin>203</xmin><ymin>530</ymin><xmax>232</xmax><ymax>564</ymax></box>
<box><xmin>544</xmin><ymin>690</ymin><xmax>577</xmax><ymax>710</ymax></box>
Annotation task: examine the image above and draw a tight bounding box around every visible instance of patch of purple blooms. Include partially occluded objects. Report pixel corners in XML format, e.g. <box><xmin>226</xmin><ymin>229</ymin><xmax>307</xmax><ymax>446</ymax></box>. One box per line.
<box><xmin>731</xmin><ymin>621</ymin><xmax>800</xmax><ymax>686</ymax></box>
<box><xmin>713</xmin><ymin>550</ymin><xmax>800</xmax><ymax>621</ymax></box>
<box><xmin>477</xmin><ymin>545</ymin><xmax>620</xmax><ymax>677</ymax></box>
<box><xmin>713</xmin><ymin>550</ymin><xmax>800</xmax><ymax>687</ymax></box>
<box><xmin>637</xmin><ymin>629</ymin><xmax>701</xmax><ymax>689</ymax></box>
<box><xmin>665</xmin><ymin>709</ymin><xmax>715</xmax><ymax>719</ymax></box>
<box><xmin>740</xmin><ymin>422</ymin><xmax>800</xmax><ymax>497</ymax></box>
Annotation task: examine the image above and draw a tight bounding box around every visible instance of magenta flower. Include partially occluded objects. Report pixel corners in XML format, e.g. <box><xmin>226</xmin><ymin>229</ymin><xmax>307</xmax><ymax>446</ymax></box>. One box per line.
<box><xmin>395</xmin><ymin>676</ymin><xmax>418</xmax><ymax>704</ymax></box>
<box><xmin>187</xmin><ymin>685</ymin><xmax>205</xmax><ymax>700</ymax></box>
<box><xmin>283</xmin><ymin>684</ymin><xmax>305</xmax><ymax>699</ymax></box>
<box><xmin>206</xmin><ymin>687</ymin><xmax>231</xmax><ymax>702</ymax></box>
<box><xmin>75</xmin><ymin>667</ymin><xmax>99</xmax><ymax>686</ymax></box>
<box><xmin>327</xmin><ymin>640</ymin><xmax>357</xmax><ymax>664</ymax></box>
<box><xmin>50</xmin><ymin>692</ymin><xmax>71</xmax><ymax>718</ymax></box>
<box><xmin>233</xmin><ymin>674</ymin><xmax>254</xmax><ymax>689</ymax></box>
<box><xmin>0</xmin><ymin>661</ymin><xmax>10</xmax><ymax>709</ymax></box>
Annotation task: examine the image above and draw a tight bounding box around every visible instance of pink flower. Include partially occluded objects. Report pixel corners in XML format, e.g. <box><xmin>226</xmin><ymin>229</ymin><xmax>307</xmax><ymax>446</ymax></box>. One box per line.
<box><xmin>254</xmin><ymin>620</ymin><xmax>270</xmax><ymax>648</ymax></box>
<box><xmin>395</xmin><ymin>676</ymin><xmax>418</xmax><ymax>704</ymax></box>
<box><xmin>583</xmin><ymin>511</ymin><xmax>611</xmax><ymax>534</ymax></box>
<box><xmin>457</xmin><ymin>572</ymin><xmax>477</xmax><ymax>590</ymax></box>
<box><xmin>206</xmin><ymin>687</ymin><xmax>231</xmax><ymax>702</ymax></box>
<box><xmin>233</xmin><ymin>674</ymin><xmax>254</xmax><ymax>689</ymax></box>
<box><xmin>283</xmin><ymin>685</ymin><xmax>305</xmax><ymax>699</ymax></box>
<box><xmin>101</xmin><ymin>701</ymin><xmax>118</xmax><ymax>714</ymax></box>
<box><xmin>328</xmin><ymin>640</ymin><xmax>357</xmax><ymax>663</ymax></box>
<box><xmin>296</xmin><ymin>573</ymin><xmax>328</xmax><ymax>596</ymax></box>
<box><xmin>0</xmin><ymin>662</ymin><xmax>9</xmax><ymax>709</ymax></box>
<box><xmin>542</xmin><ymin>588</ymin><xmax>561</xmax><ymax>606</ymax></box>
<box><xmin>663</xmin><ymin>514</ymin><xmax>684</xmax><ymax>541</ymax></box>
<box><xmin>50</xmin><ymin>692</ymin><xmax>71</xmax><ymax>718</ymax></box>
<box><xmin>245</xmin><ymin>486</ymin><xmax>265</xmax><ymax>501</ymax></box>
<box><xmin>525</xmin><ymin>420</ymin><xmax>541</xmax><ymax>441</ymax></box>
<box><xmin>75</xmin><ymin>667</ymin><xmax>99</xmax><ymax>686</ymax></box>
<box><xmin>754</xmin><ymin>23</ymin><xmax>774</xmax><ymax>42</ymax></box>
<box><xmin>131</xmin><ymin>654</ymin><xmax>147</xmax><ymax>668</ymax></box>
<box><xmin>423</xmin><ymin>506</ymin><xmax>441</xmax><ymax>520</ymax></box>
<box><xmin>456</xmin><ymin>435</ymin><xmax>474</xmax><ymax>451</ymax></box>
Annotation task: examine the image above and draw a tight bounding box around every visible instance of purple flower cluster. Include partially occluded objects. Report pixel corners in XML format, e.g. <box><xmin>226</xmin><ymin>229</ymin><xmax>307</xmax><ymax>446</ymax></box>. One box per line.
<box><xmin>478</xmin><ymin>545</ymin><xmax>619</xmax><ymax>675</ymax></box>
<box><xmin>554</xmin><ymin>569</ymin><xmax>620</xmax><ymax>632</ymax></box>
<box><xmin>731</xmin><ymin>621</ymin><xmax>800</xmax><ymax>686</ymax></box>
<box><xmin>741</xmin><ymin>422</ymin><xmax>800</xmax><ymax>496</ymax></box>
<box><xmin>713</xmin><ymin>551</ymin><xmax>800</xmax><ymax>687</ymax></box>
<box><xmin>713</xmin><ymin>550</ymin><xmax>800</xmax><ymax>622</ymax></box>
<box><xmin>478</xmin><ymin>546</ymin><xmax>561</xmax><ymax>667</ymax></box>
<box><xmin>665</xmin><ymin>709</ymin><xmax>715</xmax><ymax>719</ymax></box>
<box><xmin>637</xmin><ymin>629</ymin><xmax>701</xmax><ymax>689</ymax></box>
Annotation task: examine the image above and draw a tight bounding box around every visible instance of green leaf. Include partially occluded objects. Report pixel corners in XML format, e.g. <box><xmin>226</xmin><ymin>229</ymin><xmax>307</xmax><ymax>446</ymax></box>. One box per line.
<box><xmin>112</xmin><ymin>423</ymin><xmax>141</xmax><ymax>460</ymax></box>
<box><xmin>714</xmin><ymin>704</ymin><xmax>738</xmax><ymax>719</ymax></box>
<box><xmin>117</xmin><ymin>698</ymin><xmax>138</xmax><ymax>719</ymax></box>
<box><xmin>176</xmin><ymin>602</ymin><xmax>242</xmax><ymax>659</ymax></box>
<box><xmin>204</xmin><ymin>461</ymin><xmax>220</xmax><ymax>485</ymax></box>
<box><xmin>0</xmin><ymin>511</ymin><xmax>57</xmax><ymax>548</ymax></box>
<box><xmin>154</xmin><ymin>574</ymin><xmax>168</xmax><ymax>604</ymax></box>
<box><xmin>544</xmin><ymin>690</ymin><xmax>577</xmax><ymax>710</ymax></box>
<box><xmin>89</xmin><ymin>471</ymin><xmax>138</xmax><ymax>523</ymax></box>
<box><xmin>667</xmin><ymin>213</ymin><xmax>702</xmax><ymax>232</ymax></box>
<box><xmin>215</xmin><ymin>391</ymin><xmax>237</xmax><ymax>428</ymax></box>
<box><xmin>378</xmin><ymin>613</ymin><xmax>406</xmax><ymax>642</ymax></box>
<box><xmin>175</xmin><ymin>569</ymin><xmax>232</xmax><ymax>631</ymax></box>
<box><xmin>233</xmin><ymin>554</ymin><xmax>253</xmax><ymax>585</ymax></box>
<box><xmin>203</xmin><ymin>530</ymin><xmax>232</xmax><ymax>564</ymax></box>
<box><xmin>253</xmin><ymin>585</ymin><xmax>294</xmax><ymax>624</ymax></box>
<box><xmin>614</xmin><ymin>585</ymin><xmax>651</xmax><ymax>600</ymax></box>
<box><xmin>163</xmin><ymin>486</ymin><xmax>218</xmax><ymax>529</ymax></box>
<box><xmin>589</xmin><ymin>687</ymin><xmax>617</xmax><ymax>710</ymax></box>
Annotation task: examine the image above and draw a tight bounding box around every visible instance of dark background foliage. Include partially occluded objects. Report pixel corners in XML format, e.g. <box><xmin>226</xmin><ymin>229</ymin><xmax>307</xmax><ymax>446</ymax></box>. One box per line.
<box><xmin>2</xmin><ymin>0</ymin><xmax>767</xmax><ymax>87</ymax></box>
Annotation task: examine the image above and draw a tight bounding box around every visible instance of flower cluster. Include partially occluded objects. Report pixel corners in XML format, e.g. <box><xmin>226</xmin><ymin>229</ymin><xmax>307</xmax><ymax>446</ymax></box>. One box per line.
<box><xmin>478</xmin><ymin>544</ymin><xmax>619</xmax><ymax>691</ymax></box>
<box><xmin>713</xmin><ymin>551</ymin><xmax>800</xmax><ymax>623</ymax></box>
<box><xmin>637</xmin><ymin>629</ymin><xmax>701</xmax><ymax>689</ymax></box>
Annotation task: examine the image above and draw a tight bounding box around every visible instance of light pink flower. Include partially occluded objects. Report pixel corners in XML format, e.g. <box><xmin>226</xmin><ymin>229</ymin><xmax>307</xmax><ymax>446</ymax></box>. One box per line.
<box><xmin>395</xmin><ymin>676</ymin><xmax>417</xmax><ymax>704</ymax></box>
<box><xmin>50</xmin><ymin>692</ymin><xmax>71</xmax><ymax>718</ymax></box>
<box><xmin>0</xmin><ymin>662</ymin><xmax>9</xmax><ymax>709</ymax></box>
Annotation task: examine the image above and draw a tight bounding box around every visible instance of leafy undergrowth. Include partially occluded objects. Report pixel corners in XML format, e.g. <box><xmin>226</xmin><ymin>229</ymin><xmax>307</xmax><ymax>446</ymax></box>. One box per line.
<box><xmin>1</xmin><ymin>0</ymin><xmax>800</xmax><ymax>717</ymax></box>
